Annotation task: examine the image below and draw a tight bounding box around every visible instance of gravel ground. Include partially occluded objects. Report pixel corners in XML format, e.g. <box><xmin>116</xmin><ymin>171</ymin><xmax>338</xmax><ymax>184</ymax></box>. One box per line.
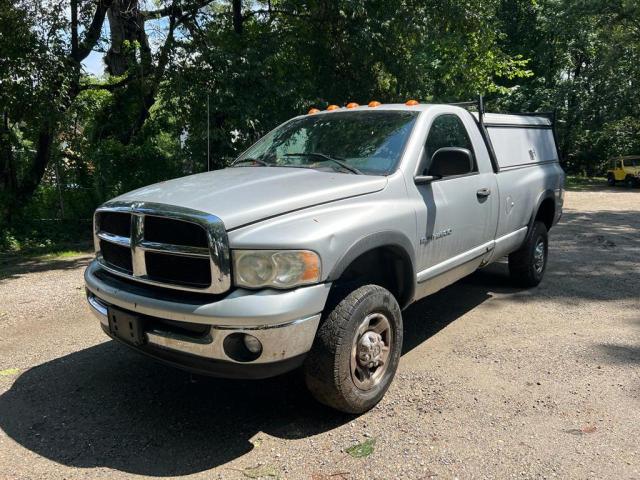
<box><xmin>0</xmin><ymin>188</ymin><xmax>639</xmax><ymax>480</ymax></box>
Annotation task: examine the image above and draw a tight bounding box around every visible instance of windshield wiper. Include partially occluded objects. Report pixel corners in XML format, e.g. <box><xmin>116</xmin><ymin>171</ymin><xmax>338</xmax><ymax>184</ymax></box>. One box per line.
<box><xmin>231</xmin><ymin>158</ymin><xmax>271</xmax><ymax>167</ymax></box>
<box><xmin>284</xmin><ymin>152</ymin><xmax>362</xmax><ymax>175</ymax></box>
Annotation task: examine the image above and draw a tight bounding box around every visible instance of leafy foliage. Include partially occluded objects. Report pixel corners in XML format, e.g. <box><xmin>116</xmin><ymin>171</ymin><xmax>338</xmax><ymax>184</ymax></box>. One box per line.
<box><xmin>495</xmin><ymin>0</ymin><xmax>640</xmax><ymax>174</ymax></box>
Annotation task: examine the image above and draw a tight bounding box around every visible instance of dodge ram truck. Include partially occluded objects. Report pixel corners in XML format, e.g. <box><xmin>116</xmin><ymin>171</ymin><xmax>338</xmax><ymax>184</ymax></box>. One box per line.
<box><xmin>85</xmin><ymin>99</ymin><xmax>565</xmax><ymax>413</ymax></box>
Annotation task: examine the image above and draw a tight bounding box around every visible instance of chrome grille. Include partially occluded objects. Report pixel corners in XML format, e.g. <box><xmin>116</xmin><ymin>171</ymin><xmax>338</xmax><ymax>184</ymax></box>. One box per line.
<box><xmin>94</xmin><ymin>201</ymin><xmax>230</xmax><ymax>294</ymax></box>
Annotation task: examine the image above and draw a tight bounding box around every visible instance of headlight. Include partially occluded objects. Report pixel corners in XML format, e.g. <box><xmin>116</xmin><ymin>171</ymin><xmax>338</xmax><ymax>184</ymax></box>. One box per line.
<box><xmin>232</xmin><ymin>250</ymin><xmax>321</xmax><ymax>289</ymax></box>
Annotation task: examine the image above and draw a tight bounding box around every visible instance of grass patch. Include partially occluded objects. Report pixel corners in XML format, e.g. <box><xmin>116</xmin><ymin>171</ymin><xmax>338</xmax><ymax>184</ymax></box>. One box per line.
<box><xmin>234</xmin><ymin>465</ymin><xmax>280</xmax><ymax>479</ymax></box>
<box><xmin>565</xmin><ymin>175</ymin><xmax>606</xmax><ymax>191</ymax></box>
<box><xmin>0</xmin><ymin>243</ymin><xmax>92</xmax><ymax>262</ymax></box>
<box><xmin>39</xmin><ymin>249</ymin><xmax>92</xmax><ymax>260</ymax></box>
<box><xmin>345</xmin><ymin>438</ymin><xmax>376</xmax><ymax>458</ymax></box>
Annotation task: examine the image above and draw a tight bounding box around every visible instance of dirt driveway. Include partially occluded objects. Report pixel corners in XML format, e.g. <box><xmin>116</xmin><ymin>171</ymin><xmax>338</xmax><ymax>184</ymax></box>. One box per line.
<box><xmin>0</xmin><ymin>188</ymin><xmax>638</xmax><ymax>479</ymax></box>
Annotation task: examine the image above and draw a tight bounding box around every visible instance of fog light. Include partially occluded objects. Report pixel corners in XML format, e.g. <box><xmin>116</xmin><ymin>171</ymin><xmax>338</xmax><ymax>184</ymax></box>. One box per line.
<box><xmin>223</xmin><ymin>332</ymin><xmax>263</xmax><ymax>362</ymax></box>
<box><xmin>243</xmin><ymin>334</ymin><xmax>262</xmax><ymax>355</ymax></box>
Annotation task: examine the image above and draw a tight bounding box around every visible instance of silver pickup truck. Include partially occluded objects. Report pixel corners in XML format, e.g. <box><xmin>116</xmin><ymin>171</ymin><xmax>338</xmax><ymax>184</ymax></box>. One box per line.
<box><xmin>85</xmin><ymin>99</ymin><xmax>564</xmax><ymax>413</ymax></box>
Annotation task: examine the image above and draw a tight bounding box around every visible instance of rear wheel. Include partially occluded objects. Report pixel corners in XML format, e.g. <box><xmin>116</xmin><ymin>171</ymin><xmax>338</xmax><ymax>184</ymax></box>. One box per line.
<box><xmin>625</xmin><ymin>176</ymin><xmax>636</xmax><ymax>189</ymax></box>
<box><xmin>304</xmin><ymin>284</ymin><xmax>402</xmax><ymax>414</ymax></box>
<box><xmin>508</xmin><ymin>221</ymin><xmax>548</xmax><ymax>287</ymax></box>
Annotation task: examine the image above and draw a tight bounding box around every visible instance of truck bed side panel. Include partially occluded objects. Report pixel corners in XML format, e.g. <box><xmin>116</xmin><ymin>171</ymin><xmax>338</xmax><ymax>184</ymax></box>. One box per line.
<box><xmin>492</xmin><ymin>162</ymin><xmax>564</xmax><ymax>259</ymax></box>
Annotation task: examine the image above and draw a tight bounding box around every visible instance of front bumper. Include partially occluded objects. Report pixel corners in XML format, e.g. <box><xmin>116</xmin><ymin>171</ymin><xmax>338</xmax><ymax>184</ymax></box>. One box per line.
<box><xmin>85</xmin><ymin>260</ymin><xmax>330</xmax><ymax>378</ymax></box>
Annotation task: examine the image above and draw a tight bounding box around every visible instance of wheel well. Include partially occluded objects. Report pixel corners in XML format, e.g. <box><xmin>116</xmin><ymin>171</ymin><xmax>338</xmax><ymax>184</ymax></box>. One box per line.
<box><xmin>535</xmin><ymin>198</ymin><xmax>555</xmax><ymax>231</ymax></box>
<box><xmin>334</xmin><ymin>246</ymin><xmax>414</xmax><ymax>309</ymax></box>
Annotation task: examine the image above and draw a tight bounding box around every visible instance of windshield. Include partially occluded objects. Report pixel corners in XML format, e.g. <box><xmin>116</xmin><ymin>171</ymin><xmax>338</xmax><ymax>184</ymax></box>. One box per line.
<box><xmin>234</xmin><ymin>111</ymin><xmax>419</xmax><ymax>175</ymax></box>
<box><xmin>623</xmin><ymin>158</ymin><xmax>640</xmax><ymax>167</ymax></box>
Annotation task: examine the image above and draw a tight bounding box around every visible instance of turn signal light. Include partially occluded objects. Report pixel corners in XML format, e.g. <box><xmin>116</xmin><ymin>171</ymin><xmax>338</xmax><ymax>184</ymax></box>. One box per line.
<box><xmin>308</xmin><ymin>108</ymin><xmax>320</xmax><ymax>114</ymax></box>
<box><xmin>346</xmin><ymin>102</ymin><xmax>359</xmax><ymax>109</ymax></box>
<box><xmin>326</xmin><ymin>105</ymin><xmax>340</xmax><ymax>111</ymax></box>
<box><xmin>368</xmin><ymin>101</ymin><xmax>381</xmax><ymax>107</ymax></box>
<box><xmin>405</xmin><ymin>99</ymin><xmax>419</xmax><ymax>106</ymax></box>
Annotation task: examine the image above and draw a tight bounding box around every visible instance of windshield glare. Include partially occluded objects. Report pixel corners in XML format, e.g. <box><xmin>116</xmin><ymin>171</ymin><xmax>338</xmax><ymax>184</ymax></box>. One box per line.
<box><xmin>235</xmin><ymin>111</ymin><xmax>419</xmax><ymax>175</ymax></box>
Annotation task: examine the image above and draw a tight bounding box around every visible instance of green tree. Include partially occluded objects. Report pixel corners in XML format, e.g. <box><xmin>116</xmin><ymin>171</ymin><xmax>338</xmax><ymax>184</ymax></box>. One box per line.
<box><xmin>496</xmin><ymin>0</ymin><xmax>640</xmax><ymax>174</ymax></box>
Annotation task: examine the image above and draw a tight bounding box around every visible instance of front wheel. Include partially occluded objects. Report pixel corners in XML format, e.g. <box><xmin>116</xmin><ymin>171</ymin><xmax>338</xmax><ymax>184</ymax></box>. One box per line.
<box><xmin>508</xmin><ymin>221</ymin><xmax>548</xmax><ymax>287</ymax></box>
<box><xmin>607</xmin><ymin>175</ymin><xmax>616</xmax><ymax>187</ymax></box>
<box><xmin>304</xmin><ymin>284</ymin><xmax>403</xmax><ymax>414</ymax></box>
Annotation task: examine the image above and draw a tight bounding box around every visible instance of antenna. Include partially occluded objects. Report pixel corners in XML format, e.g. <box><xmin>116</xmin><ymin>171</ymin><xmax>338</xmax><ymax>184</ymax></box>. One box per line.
<box><xmin>207</xmin><ymin>91</ymin><xmax>210</xmax><ymax>172</ymax></box>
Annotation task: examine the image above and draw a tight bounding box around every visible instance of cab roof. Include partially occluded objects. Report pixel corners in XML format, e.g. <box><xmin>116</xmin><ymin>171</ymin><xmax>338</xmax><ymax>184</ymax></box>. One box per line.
<box><xmin>308</xmin><ymin>103</ymin><xmax>553</xmax><ymax>126</ymax></box>
<box><xmin>309</xmin><ymin>103</ymin><xmax>432</xmax><ymax>113</ymax></box>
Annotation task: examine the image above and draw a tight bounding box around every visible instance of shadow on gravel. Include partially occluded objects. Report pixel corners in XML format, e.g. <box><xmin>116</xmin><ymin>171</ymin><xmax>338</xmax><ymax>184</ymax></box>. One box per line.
<box><xmin>538</xmin><ymin>209</ymin><xmax>640</xmax><ymax>303</ymax></box>
<box><xmin>0</xmin><ymin>255</ymin><xmax>92</xmax><ymax>282</ymax></box>
<box><xmin>0</xmin><ymin>268</ymin><xmax>517</xmax><ymax>477</ymax></box>
<box><xmin>0</xmin><ymin>343</ymin><xmax>346</xmax><ymax>476</ymax></box>
<box><xmin>597</xmin><ymin>344</ymin><xmax>640</xmax><ymax>365</ymax></box>
<box><xmin>402</xmin><ymin>264</ymin><xmax>518</xmax><ymax>355</ymax></box>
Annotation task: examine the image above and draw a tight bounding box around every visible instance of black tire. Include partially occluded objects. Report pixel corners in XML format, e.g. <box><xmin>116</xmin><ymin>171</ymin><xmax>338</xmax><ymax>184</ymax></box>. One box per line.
<box><xmin>508</xmin><ymin>221</ymin><xmax>548</xmax><ymax>287</ymax></box>
<box><xmin>607</xmin><ymin>175</ymin><xmax>616</xmax><ymax>187</ymax></box>
<box><xmin>625</xmin><ymin>176</ymin><xmax>636</xmax><ymax>189</ymax></box>
<box><xmin>304</xmin><ymin>284</ymin><xmax>403</xmax><ymax>414</ymax></box>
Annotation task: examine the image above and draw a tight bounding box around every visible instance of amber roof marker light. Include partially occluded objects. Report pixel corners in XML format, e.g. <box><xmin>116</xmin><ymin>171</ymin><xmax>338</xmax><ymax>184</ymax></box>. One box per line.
<box><xmin>368</xmin><ymin>101</ymin><xmax>381</xmax><ymax>107</ymax></box>
<box><xmin>346</xmin><ymin>102</ymin><xmax>359</xmax><ymax>109</ymax></box>
<box><xmin>308</xmin><ymin>108</ymin><xmax>320</xmax><ymax>115</ymax></box>
<box><xmin>326</xmin><ymin>105</ymin><xmax>340</xmax><ymax>111</ymax></box>
<box><xmin>405</xmin><ymin>99</ymin><xmax>419</xmax><ymax>106</ymax></box>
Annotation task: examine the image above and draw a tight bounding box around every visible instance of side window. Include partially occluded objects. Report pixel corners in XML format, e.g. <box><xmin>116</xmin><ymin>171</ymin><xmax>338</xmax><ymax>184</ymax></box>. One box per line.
<box><xmin>616</xmin><ymin>160</ymin><xmax>622</xmax><ymax>169</ymax></box>
<box><xmin>421</xmin><ymin>114</ymin><xmax>475</xmax><ymax>175</ymax></box>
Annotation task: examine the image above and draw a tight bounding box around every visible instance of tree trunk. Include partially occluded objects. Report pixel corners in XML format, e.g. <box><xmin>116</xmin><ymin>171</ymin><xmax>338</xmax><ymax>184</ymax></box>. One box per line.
<box><xmin>0</xmin><ymin>123</ymin><xmax>54</xmax><ymax>225</ymax></box>
<box><xmin>0</xmin><ymin>112</ymin><xmax>17</xmax><ymax>224</ymax></box>
<box><xmin>123</xmin><ymin>10</ymin><xmax>178</xmax><ymax>143</ymax></box>
<box><xmin>106</xmin><ymin>0</ymin><xmax>151</xmax><ymax>76</ymax></box>
<box><xmin>232</xmin><ymin>0</ymin><xmax>243</xmax><ymax>34</ymax></box>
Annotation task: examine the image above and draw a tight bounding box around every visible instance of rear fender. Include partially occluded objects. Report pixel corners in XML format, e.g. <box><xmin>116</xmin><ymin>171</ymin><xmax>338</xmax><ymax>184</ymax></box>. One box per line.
<box><xmin>523</xmin><ymin>189</ymin><xmax>556</xmax><ymax>243</ymax></box>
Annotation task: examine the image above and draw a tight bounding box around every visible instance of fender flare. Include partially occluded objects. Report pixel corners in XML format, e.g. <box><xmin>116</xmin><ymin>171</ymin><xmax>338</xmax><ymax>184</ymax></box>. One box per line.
<box><xmin>525</xmin><ymin>189</ymin><xmax>556</xmax><ymax>241</ymax></box>
<box><xmin>327</xmin><ymin>231</ymin><xmax>416</xmax><ymax>308</ymax></box>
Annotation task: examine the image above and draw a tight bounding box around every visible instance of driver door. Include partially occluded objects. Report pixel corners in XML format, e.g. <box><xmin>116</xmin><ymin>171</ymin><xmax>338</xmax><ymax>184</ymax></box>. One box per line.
<box><xmin>415</xmin><ymin>114</ymin><xmax>497</xmax><ymax>284</ymax></box>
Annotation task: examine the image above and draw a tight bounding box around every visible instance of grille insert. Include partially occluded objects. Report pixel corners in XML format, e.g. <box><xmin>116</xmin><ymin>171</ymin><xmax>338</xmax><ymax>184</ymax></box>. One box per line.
<box><xmin>98</xmin><ymin>212</ymin><xmax>131</xmax><ymax>237</ymax></box>
<box><xmin>145</xmin><ymin>252</ymin><xmax>212</xmax><ymax>287</ymax></box>
<box><xmin>144</xmin><ymin>216</ymin><xmax>208</xmax><ymax>248</ymax></box>
<box><xmin>100</xmin><ymin>240</ymin><xmax>133</xmax><ymax>274</ymax></box>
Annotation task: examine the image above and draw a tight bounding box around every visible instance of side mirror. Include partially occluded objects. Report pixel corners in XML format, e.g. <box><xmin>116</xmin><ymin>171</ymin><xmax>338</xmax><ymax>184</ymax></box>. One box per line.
<box><xmin>428</xmin><ymin>147</ymin><xmax>474</xmax><ymax>178</ymax></box>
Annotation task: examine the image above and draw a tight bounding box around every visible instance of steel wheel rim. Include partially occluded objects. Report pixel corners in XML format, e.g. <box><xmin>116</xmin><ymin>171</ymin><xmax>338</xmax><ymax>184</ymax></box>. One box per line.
<box><xmin>350</xmin><ymin>312</ymin><xmax>392</xmax><ymax>391</ymax></box>
<box><xmin>533</xmin><ymin>239</ymin><xmax>546</xmax><ymax>273</ymax></box>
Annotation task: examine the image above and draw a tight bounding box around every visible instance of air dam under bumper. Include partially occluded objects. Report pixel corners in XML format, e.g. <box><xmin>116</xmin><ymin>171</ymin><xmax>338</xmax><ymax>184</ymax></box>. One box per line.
<box><xmin>84</xmin><ymin>260</ymin><xmax>330</xmax><ymax>379</ymax></box>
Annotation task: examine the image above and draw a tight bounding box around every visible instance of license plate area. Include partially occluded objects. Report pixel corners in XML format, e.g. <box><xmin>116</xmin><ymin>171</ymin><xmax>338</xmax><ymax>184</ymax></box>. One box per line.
<box><xmin>108</xmin><ymin>307</ymin><xmax>146</xmax><ymax>346</ymax></box>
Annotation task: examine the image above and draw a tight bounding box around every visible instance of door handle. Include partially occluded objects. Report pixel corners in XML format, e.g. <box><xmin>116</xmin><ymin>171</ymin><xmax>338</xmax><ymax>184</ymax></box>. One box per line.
<box><xmin>476</xmin><ymin>188</ymin><xmax>491</xmax><ymax>198</ymax></box>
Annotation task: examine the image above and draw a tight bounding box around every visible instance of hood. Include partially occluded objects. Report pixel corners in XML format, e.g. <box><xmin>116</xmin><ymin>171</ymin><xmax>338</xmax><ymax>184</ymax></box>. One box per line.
<box><xmin>111</xmin><ymin>167</ymin><xmax>387</xmax><ymax>230</ymax></box>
